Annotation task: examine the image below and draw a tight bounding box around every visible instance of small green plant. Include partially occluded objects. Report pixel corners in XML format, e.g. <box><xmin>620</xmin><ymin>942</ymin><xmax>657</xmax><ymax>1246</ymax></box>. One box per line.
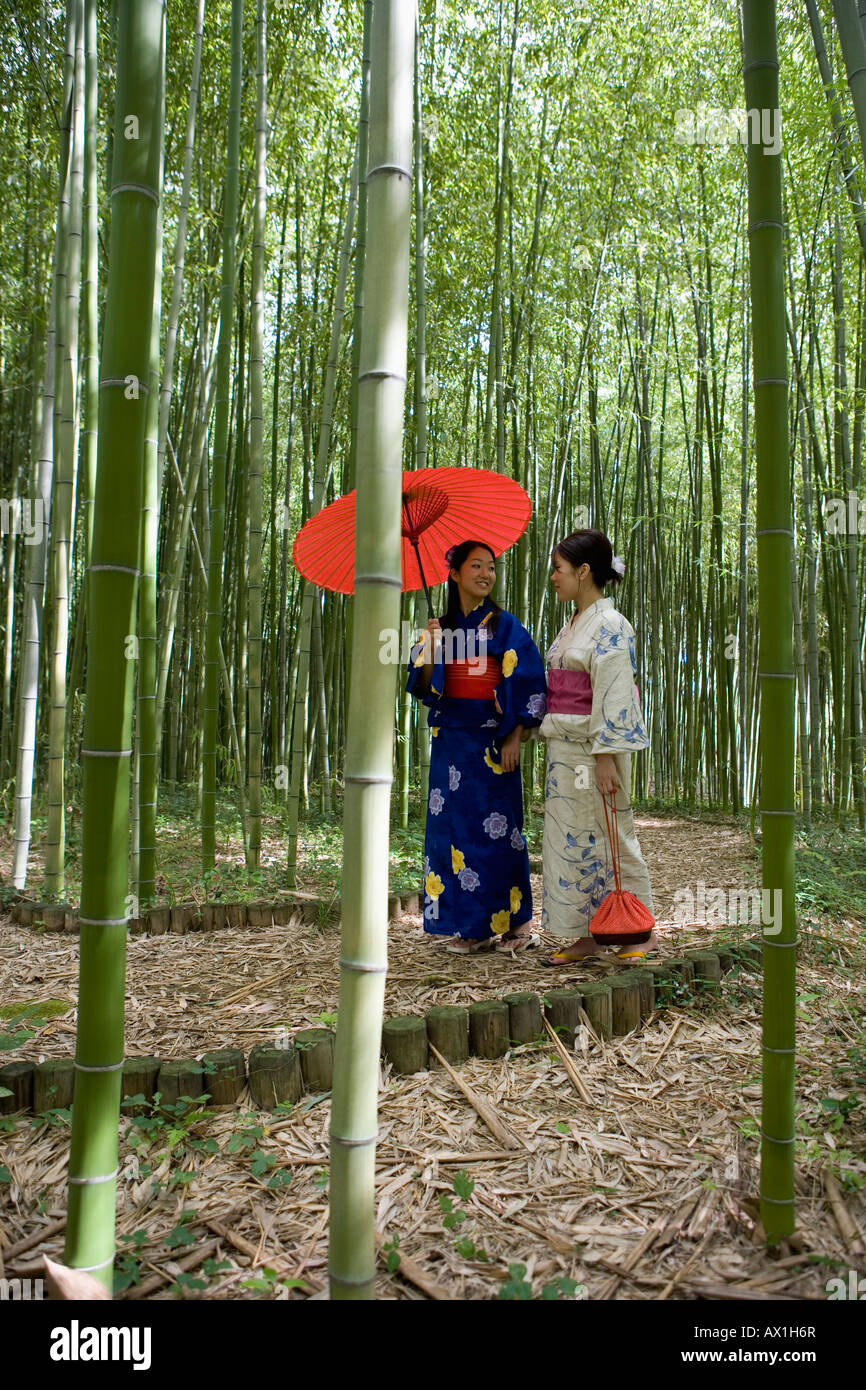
<box><xmin>165</xmin><ymin>1210</ymin><xmax>198</xmax><ymax>1249</ymax></box>
<box><xmin>32</xmin><ymin>1106</ymin><xmax>73</xmax><ymax>1129</ymax></box>
<box><xmin>498</xmin><ymin>1263</ymin><xmax>533</xmax><ymax>1299</ymax></box>
<box><xmin>168</xmin><ymin>1257</ymin><xmax>232</xmax><ymax>1297</ymax></box>
<box><xmin>114</xmin><ymin>1230</ymin><xmax>149</xmax><ymax>1293</ymax></box>
<box><xmin>227</xmin><ymin>1117</ymin><xmax>292</xmax><ymax>1188</ymax></box>
<box><xmin>498</xmin><ymin>1264</ymin><xmax>584</xmax><ymax>1300</ymax></box>
<box><xmin>240</xmin><ymin>1266</ymin><xmax>309</xmax><ymax>1296</ymax></box>
<box><xmin>819</xmin><ymin>1094</ymin><xmax>860</xmax><ymax>1130</ymax></box>
<box><xmin>383</xmin><ymin>1234</ymin><xmax>401</xmax><ymax>1271</ymax></box>
<box><xmin>439</xmin><ymin>1170</ymin><xmax>489</xmax><ymax>1261</ymax></box>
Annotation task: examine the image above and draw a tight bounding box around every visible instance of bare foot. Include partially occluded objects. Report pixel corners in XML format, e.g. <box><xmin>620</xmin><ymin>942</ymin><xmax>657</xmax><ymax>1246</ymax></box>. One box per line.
<box><xmin>546</xmin><ymin>938</ymin><xmax>603</xmax><ymax>964</ymax></box>
<box><xmin>611</xmin><ymin>929</ymin><xmax>660</xmax><ymax>958</ymax></box>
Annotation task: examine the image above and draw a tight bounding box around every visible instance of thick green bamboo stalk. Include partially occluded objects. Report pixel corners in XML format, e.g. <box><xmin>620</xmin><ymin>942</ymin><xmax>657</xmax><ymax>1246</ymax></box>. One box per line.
<box><xmin>64</xmin><ymin>0</ymin><xmax>164</xmax><ymax>1289</ymax></box>
<box><xmin>329</xmin><ymin>0</ymin><xmax>414</xmax><ymax>1301</ymax></box>
<box><xmin>247</xmin><ymin>0</ymin><xmax>267</xmax><ymax>869</ymax></box>
<box><xmin>742</xmin><ymin>0</ymin><xmax>796</xmax><ymax>1242</ymax></box>
<box><xmin>202</xmin><ymin>0</ymin><xmax>243</xmax><ymax>872</ymax></box>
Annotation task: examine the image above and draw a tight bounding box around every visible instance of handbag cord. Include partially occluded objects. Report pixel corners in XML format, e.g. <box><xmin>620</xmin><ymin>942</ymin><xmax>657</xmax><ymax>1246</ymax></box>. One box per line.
<box><xmin>601</xmin><ymin>789</ymin><xmax>622</xmax><ymax>893</ymax></box>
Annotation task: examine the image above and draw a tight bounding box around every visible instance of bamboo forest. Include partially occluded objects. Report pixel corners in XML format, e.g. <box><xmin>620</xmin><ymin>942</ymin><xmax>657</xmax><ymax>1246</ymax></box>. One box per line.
<box><xmin>0</xmin><ymin>0</ymin><xmax>864</xmax><ymax>1342</ymax></box>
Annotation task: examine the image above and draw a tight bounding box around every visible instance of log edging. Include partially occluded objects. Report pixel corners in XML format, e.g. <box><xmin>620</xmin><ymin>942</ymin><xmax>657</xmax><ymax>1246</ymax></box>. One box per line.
<box><xmin>0</xmin><ymin>943</ymin><xmax>763</xmax><ymax>1113</ymax></box>
<box><xmin>4</xmin><ymin>890</ymin><xmax>423</xmax><ymax>934</ymax></box>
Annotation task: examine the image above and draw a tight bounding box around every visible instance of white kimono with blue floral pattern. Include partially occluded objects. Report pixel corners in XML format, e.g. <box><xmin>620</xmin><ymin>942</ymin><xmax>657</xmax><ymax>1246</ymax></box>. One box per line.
<box><xmin>540</xmin><ymin>597</ymin><xmax>654</xmax><ymax>939</ymax></box>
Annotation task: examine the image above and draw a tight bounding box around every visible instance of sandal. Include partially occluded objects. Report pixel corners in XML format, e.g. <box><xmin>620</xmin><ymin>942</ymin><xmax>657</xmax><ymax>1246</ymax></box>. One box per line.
<box><xmin>543</xmin><ymin>944</ymin><xmax>605</xmax><ymax>966</ymax></box>
<box><xmin>445</xmin><ymin>935</ymin><xmax>496</xmax><ymax>954</ymax></box>
<box><xmin>495</xmin><ymin>929</ymin><xmax>540</xmax><ymax>954</ymax></box>
<box><xmin>610</xmin><ymin>934</ymin><xmax>659</xmax><ymax>962</ymax></box>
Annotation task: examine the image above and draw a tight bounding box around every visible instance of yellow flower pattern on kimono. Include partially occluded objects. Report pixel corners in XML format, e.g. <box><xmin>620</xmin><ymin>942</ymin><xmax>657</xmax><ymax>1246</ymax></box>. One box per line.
<box><xmin>425</xmin><ymin>871</ymin><xmax>444</xmax><ymax>899</ymax></box>
<box><xmin>484</xmin><ymin>746</ymin><xmax>503</xmax><ymax>774</ymax></box>
<box><xmin>404</xmin><ymin>595</ymin><xmax>546</xmax><ymax>942</ymax></box>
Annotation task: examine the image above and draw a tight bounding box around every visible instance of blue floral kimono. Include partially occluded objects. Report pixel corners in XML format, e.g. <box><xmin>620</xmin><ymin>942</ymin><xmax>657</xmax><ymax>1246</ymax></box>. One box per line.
<box><xmin>407</xmin><ymin>598</ymin><xmax>547</xmax><ymax>941</ymax></box>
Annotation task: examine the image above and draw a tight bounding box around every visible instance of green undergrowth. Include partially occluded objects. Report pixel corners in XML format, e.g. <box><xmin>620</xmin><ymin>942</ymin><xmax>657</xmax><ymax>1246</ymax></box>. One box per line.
<box><xmin>792</xmin><ymin>817</ymin><xmax>866</xmax><ymax>926</ymax></box>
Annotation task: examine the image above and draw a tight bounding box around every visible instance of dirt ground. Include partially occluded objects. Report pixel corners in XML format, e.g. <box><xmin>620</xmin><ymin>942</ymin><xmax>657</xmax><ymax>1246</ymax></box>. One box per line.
<box><xmin>1</xmin><ymin>812</ymin><xmax>864</xmax><ymax>1300</ymax></box>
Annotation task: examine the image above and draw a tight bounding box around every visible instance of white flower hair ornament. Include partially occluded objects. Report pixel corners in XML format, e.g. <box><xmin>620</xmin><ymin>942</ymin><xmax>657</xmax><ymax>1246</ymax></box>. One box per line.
<box><xmin>611</xmin><ymin>555</ymin><xmax>625</xmax><ymax>576</ymax></box>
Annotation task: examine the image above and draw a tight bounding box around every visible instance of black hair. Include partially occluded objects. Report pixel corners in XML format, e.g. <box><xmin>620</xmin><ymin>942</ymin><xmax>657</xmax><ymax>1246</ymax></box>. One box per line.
<box><xmin>441</xmin><ymin>539</ymin><xmax>502</xmax><ymax>630</ymax></box>
<box><xmin>551</xmin><ymin>528</ymin><xmax>623</xmax><ymax>587</ymax></box>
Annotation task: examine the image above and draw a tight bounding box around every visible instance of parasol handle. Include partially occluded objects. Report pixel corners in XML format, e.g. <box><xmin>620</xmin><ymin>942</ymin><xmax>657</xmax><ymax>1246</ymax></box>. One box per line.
<box><xmin>410</xmin><ymin>537</ymin><xmax>435</xmax><ymax>620</ymax></box>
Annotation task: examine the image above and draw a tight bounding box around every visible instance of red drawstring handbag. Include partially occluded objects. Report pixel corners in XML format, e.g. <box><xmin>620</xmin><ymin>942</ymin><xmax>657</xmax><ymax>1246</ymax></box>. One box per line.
<box><xmin>587</xmin><ymin>791</ymin><xmax>654</xmax><ymax>945</ymax></box>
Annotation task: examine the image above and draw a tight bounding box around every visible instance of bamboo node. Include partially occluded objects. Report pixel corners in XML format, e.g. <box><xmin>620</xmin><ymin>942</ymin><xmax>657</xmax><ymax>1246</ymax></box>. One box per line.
<box><xmin>66</xmin><ymin>1254</ymin><xmax>115</xmax><ymax>1273</ymax></box>
<box><xmin>110</xmin><ymin>180</ymin><xmax>161</xmax><ymax>204</ymax></box>
<box><xmin>366</xmin><ymin>162</ymin><xmax>412</xmax><ymax>181</ymax></box>
<box><xmin>68</xmin><ymin>1168</ymin><xmax>119</xmax><ymax>1185</ymax></box>
<box><xmin>329</xmin><ymin>1132</ymin><xmax>378</xmax><ymax>1148</ymax></box>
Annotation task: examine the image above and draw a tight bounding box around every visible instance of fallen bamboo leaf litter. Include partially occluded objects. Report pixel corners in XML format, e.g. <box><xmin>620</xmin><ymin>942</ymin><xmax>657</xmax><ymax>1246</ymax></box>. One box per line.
<box><xmin>1</xmin><ymin>815</ymin><xmax>863</xmax><ymax>1298</ymax></box>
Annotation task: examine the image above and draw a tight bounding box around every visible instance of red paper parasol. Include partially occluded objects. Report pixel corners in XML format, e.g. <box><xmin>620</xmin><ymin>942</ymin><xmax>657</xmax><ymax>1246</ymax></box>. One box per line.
<box><xmin>292</xmin><ymin>467</ymin><xmax>532</xmax><ymax>615</ymax></box>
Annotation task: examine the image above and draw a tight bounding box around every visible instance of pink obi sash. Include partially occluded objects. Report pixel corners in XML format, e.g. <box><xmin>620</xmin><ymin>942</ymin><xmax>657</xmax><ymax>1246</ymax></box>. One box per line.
<box><xmin>546</xmin><ymin>668</ymin><xmax>593</xmax><ymax>715</ymax></box>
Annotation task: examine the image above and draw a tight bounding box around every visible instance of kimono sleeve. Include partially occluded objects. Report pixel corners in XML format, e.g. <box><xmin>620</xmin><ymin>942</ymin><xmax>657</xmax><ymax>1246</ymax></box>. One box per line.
<box><xmin>587</xmin><ymin>614</ymin><xmax>649</xmax><ymax>754</ymax></box>
<box><xmin>406</xmin><ymin>633</ymin><xmax>444</xmax><ymax>707</ymax></box>
<box><xmin>491</xmin><ymin>612</ymin><xmax>548</xmax><ymax>739</ymax></box>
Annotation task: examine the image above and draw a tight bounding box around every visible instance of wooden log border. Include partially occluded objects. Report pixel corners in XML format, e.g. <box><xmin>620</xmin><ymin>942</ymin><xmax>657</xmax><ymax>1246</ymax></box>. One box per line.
<box><xmin>4</xmin><ymin>887</ymin><xmax>425</xmax><ymax>934</ymax></box>
<box><xmin>0</xmin><ymin>944</ymin><xmax>767</xmax><ymax>1114</ymax></box>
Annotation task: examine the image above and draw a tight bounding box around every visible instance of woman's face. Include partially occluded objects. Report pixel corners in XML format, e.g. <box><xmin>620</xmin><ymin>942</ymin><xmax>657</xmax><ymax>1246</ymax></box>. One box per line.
<box><xmin>452</xmin><ymin>547</ymin><xmax>497</xmax><ymax>603</ymax></box>
<box><xmin>550</xmin><ymin>550</ymin><xmax>583</xmax><ymax>603</ymax></box>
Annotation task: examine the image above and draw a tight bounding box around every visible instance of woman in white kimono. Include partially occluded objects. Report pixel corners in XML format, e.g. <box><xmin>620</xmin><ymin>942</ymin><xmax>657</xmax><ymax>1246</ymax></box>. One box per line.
<box><xmin>539</xmin><ymin>529</ymin><xmax>656</xmax><ymax>964</ymax></box>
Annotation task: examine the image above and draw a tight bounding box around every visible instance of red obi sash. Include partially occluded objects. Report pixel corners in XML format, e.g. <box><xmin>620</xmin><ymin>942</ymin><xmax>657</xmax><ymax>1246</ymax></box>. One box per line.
<box><xmin>546</xmin><ymin>668</ymin><xmax>593</xmax><ymax>714</ymax></box>
<box><xmin>444</xmin><ymin>657</ymin><xmax>502</xmax><ymax>700</ymax></box>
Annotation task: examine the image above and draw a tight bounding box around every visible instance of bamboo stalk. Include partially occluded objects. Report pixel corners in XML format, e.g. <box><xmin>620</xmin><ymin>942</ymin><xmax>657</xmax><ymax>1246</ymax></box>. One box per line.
<box><xmin>743</xmin><ymin>0</ymin><xmax>797</xmax><ymax>1242</ymax></box>
<box><xmin>202</xmin><ymin>0</ymin><xmax>243</xmax><ymax>871</ymax></box>
<box><xmin>329</xmin><ymin>1</ymin><xmax>415</xmax><ymax>1299</ymax></box>
<box><xmin>63</xmin><ymin>0</ymin><xmax>165</xmax><ymax>1292</ymax></box>
<box><xmin>246</xmin><ymin>0</ymin><xmax>268</xmax><ymax>870</ymax></box>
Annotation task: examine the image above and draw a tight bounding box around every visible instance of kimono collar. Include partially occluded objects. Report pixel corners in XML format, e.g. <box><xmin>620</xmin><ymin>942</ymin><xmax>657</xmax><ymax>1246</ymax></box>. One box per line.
<box><xmin>454</xmin><ymin>595</ymin><xmax>496</xmax><ymax>629</ymax></box>
<box><xmin>548</xmin><ymin>596</ymin><xmax>613</xmax><ymax>662</ymax></box>
<box><xmin>564</xmin><ymin>595</ymin><xmax>613</xmax><ymax>634</ymax></box>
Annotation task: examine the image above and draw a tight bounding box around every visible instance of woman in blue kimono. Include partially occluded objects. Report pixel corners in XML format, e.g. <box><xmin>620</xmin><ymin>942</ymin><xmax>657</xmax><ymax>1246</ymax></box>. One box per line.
<box><xmin>407</xmin><ymin>540</ymin><xmax>547</xmax><ymax>954</ymax></box>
